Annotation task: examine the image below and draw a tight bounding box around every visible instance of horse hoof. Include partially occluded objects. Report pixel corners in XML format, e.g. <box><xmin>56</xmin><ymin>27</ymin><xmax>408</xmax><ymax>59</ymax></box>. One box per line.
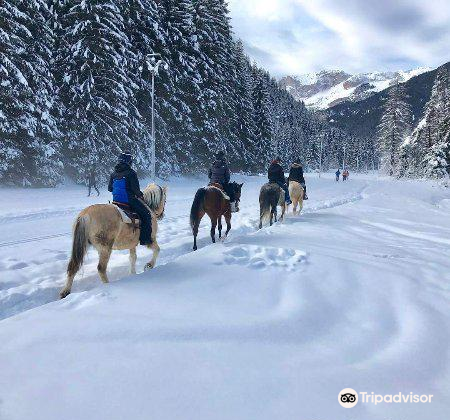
<box><xmin>193</xmin><ymin>246</ymin><xmax>197</xmax><ymax>251</ymax></box>
<box><xmin>60</xmin><ymin>290</ymin><xmax>70</xmax><ymax>299</ymax></box>
<box><xmin>144</xmin><ymin>263</ymin><xmax>154</xmax><ymax>271</ymax></box>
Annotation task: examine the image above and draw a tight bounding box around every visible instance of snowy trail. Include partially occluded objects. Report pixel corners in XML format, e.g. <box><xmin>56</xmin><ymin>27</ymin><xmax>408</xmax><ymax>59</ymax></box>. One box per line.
<box><xmin>1</xmin><ymin>173</ymin><xmax>449</xmax><ymax>420</ymax></box>
<box><xmin>0</xmin><ymin>175</ymin><xmax>366</xmax><ymax>320</ymax></box>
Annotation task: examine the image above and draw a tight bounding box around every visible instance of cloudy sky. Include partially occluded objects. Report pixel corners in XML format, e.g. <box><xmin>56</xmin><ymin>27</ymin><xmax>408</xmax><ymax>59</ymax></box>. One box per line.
<box><xmin>228</xmin><ymin>0</ymin><xmax>450</xmax><ymax>77</ymax></box>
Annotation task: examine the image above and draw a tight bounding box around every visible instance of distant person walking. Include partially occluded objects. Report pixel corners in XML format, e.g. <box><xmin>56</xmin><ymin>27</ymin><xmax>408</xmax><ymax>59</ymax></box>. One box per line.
<box><xmin>87</xmin><ymin>166</ymin><xmax>100</xmax><ymax>196</ymax></box>
<box><xmin>335</xmin><ymin>169</ymin><xmax>341</xmax><ymax>182</ymax></box>
<box><xmin>342</xmin><ymin>169</ymin><xmax>349</xmax><ymax>181</ymax></box>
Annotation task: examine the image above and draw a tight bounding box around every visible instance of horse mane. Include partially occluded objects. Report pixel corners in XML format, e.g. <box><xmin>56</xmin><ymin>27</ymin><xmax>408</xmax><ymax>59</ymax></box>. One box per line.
<box><xmin>142</xmin><ymin>183</ymin><xmax>166</xmax><ymax>216</ymax></box>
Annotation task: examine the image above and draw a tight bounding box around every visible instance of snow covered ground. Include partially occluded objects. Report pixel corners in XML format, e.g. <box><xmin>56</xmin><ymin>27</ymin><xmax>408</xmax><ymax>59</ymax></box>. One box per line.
<box><xmin>1</xmin><ymin>173</ymin><xmax>449</xmax><ymax>420</ymax></box>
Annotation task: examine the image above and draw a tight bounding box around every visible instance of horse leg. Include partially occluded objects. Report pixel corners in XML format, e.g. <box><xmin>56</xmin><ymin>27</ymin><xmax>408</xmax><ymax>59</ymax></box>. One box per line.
<box><xmin>274</xmin><ymin>207</ymin><xmax>278</xmax><ymax>223</ymax></box>
<box><xmin>280</xmin><ymin>204</ymin><xmax>286</xmax><ymax>221</ymax></box>
<box><xmin>129</xmin><ymin>247</ymin><xmax>137</xmax><ymax>274</ymax></box>
<box><xmin>259</xmin><ymin>203</ymin><xmax>265</xmax><ymax>229</ymax></box>
<box><xmin>61</xmin><ymin>258</ymin><xmax>80</xmax><ymax>298</ymax></box>
<box><xmin>145</xmin><ymin>241</ymin><xmax>160</xmax><ymax>270</ymax></box>
<box><xmin>218</xmin><ymin>216</ymin><xmax>222</xmax><ymax>239</ymax></box>
<box><xmin>224</xmin><ymin>213</ymin><xmax>232</xmax><ymax>237</ymax></box>
<box><xmin>97</xmin><ymin>247</ymin><xmax>112</xmax><ymax>284</ymax></box>
<box><xmin>192</xmin><ymin>211</ymin><xmax>204</xmax><ymax>251</ymax></box>
<box><xmin>210</xmin><ymin>217</ymin><xmax>218</xmax><ymax>243</ymax></box>
<box><xmin>293</xmin><ymin>198</ymin><xmax>298</xmax><ymax>215</ymax></box>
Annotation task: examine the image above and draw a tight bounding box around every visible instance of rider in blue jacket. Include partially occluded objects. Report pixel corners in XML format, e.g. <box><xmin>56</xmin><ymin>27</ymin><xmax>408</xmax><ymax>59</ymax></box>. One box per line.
<box><xmin>108</xmin><ymin>152</ymin><xmax>152</xmax><ymax>245</ymax></box>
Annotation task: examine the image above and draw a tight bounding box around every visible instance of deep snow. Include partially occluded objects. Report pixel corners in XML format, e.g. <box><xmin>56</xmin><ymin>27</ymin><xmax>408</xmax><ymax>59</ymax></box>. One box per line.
<box><xmin>0</xmin><ymin>173</ymin><xmax>449</xmax><ymax>420</ymax></box>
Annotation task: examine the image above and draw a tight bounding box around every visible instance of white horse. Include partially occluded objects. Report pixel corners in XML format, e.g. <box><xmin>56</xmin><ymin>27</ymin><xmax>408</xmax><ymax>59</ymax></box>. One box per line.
<box><xmin>60</xmin><ymin>184</ymin><xmax>167</xmax><ymax>298</ymax></box>
<box><xmin>288</xmin><ymin>181</ymin><xmax>304</xmax><ymax>215</ymax></box>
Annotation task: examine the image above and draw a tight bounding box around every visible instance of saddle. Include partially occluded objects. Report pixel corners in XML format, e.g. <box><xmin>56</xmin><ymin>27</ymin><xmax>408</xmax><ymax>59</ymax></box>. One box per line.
<box><xmin>207</xmin><ymin>183</ymin><xmax>230</xmax><ymax>200</ymax></box>
<box><xmin>113</xmin><ymin>201</ymin><xmax>140</xmax><ymax>229</ymax></box>
<box><xmin>208</xmin><ymin>182</ymin><xmax>224</xmax><ymax>190</ymax></box>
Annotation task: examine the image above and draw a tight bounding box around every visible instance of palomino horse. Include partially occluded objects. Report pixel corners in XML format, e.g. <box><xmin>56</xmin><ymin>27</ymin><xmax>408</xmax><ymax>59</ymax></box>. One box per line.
<box><xmin>258</xmin><ymin>182</ymin><xmax>286</xmax><ymax>229</ymax></box>
<box><xmin>60</xmin><ymin>184</ymin><xmax>167</xmax><ymax>298</ymax></box>
<box><xmin>190</xmin><ymin>182</ymin><xmax>243</xmax><ymax>251</ymax></box>
<box><xmin>288</xmin><ymin>180</ymin><xmax>304</xmax><ymax>215</ymax></box>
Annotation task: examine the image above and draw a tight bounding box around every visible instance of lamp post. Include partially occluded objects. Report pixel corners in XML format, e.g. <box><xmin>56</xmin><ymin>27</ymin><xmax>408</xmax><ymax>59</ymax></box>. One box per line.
<box><xmin>319</xmin><ymin>135</ymin><xmax>323</xmax><ymax>178</ymax></box>
<box><xmin>272</xmin><ymin>115</ymin><xmax>280</xmax><ymax>157</ymax></box>
<box><xmin>143</xmin><ymin>53</ymin><xmax>168</xmax><ymax>180</ymax></box>
<box><xmin>342</xmin><ymin>144</ymin><xmax>346</xmax><ymax>170</ymax></box>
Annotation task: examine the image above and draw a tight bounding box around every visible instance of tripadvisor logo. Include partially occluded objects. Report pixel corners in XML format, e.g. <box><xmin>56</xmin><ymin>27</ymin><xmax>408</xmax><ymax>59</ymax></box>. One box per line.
<box><xmin>338</xmin><ymin>389</ymin><xmax>434</xmax><ymax>408</ymax></box>
<box><xmin>338</xmin><ymin>388</ymin><xmax>358</xmax><ymax>408</ymax></box>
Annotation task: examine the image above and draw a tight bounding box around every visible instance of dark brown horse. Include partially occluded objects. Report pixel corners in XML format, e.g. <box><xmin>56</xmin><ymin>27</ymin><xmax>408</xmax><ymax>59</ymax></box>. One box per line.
<box><xmin>190</xmin><ymin>182</ymin><xmax>243</xmax><ymax>250</ymax></box>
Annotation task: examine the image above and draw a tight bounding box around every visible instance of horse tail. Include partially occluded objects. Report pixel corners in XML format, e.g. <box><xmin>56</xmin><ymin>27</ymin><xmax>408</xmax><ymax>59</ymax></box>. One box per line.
<box><xmin>67</xmin><ymin>215</ymin><xmax>89</xmax><ymax>277</ymax></box>
<box><xmin>190</xmin><ymin>188</ymin><xmax>206</xmax><ymax>231</ymax></box>
<box><xmin>259</xmin><ymin>191</ymin><xmax>272</xmax><ymax>225</ymax></box>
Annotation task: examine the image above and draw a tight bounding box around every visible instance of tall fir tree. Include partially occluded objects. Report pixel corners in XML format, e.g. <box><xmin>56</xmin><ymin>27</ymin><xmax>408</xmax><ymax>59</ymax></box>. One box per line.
<box><xmin>377</xmin><ymin>82</ymin><xmax>412</xmax><ymax>176</ymax></box>
<box><xmin>55</xmin><ymin>0</ymin><xmax>141</xmax><ymax>182</ymax></box>
<box><xmin>405</xmin><ymin>66</ymin><xmax>450</xmax><ymax>178</ymax></box>
<box><xmin>1</xmin><ymin>0</ymin><xmax>383</xmax><ymax>185</ymax></box>
<box><xmin>422</xmin><ymin>67</ymin><xmax>450</xmax><ymax>178</ymax></box>
<box><xmin>251</xmin><ymin>65</ymin><xmax>272</xmax><ymax>169</ymax></box>
<box><xmin>0</xmin><ymin>0</ymin><xmax>61</xmax><ymax>186</ymax></box>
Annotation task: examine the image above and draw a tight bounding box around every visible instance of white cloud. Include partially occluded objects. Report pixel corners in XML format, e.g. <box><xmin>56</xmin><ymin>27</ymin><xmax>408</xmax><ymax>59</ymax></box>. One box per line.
<box><xmin>227</xmin><ymin>0</ymin><xmax>450</xmax><ymax>76</ymax></box>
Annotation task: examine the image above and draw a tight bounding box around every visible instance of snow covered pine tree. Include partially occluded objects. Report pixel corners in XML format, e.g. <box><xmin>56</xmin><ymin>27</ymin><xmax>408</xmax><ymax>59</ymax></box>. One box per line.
<box><xmin>377</xmin><ymin>82</ymin><xmax>413</xmax><ymax>177</ymax></box>
<box><xmin>0</xmin><ymin>0</ymin><xmax>61</xmax><ymax>186</ymax></box>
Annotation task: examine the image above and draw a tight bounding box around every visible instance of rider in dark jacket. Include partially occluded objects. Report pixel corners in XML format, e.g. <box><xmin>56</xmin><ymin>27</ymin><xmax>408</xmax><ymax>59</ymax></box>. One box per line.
<box><xmin>208</xmin><ymin>151</ymin><xmax>234</xmax><ymax>201</ymax></box>
<box><xmin>288</xmin><ymin>159</ymin><xmax>308</xmax><ymax>200</ymax></box>
<box><xmin>108</xmin><ymin>152</ymin><xmax>152</xmax><ymax>245</ymax></box>
<box><xmin>268</xmin><ymin>157</ymin><xmax>291</xmax><ymax>204</ymax></box>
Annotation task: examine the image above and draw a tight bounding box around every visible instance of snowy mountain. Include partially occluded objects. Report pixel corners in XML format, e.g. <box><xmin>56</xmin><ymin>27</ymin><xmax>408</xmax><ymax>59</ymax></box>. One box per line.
<box><xmin>325</xmin><ymin>63</ymin><xmax>448</xmax><ymax>145</ymax></box>
<box><xmin>279</xmin><ymin>68</ymin><xmax>431</xmax><ymax>109</ymax></box>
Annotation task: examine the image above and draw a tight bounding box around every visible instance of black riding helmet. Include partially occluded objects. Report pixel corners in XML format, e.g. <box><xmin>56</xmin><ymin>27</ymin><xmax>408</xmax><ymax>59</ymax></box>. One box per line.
<box><xmin>216</xmin><ymin>150</ymin><xmax>225</xmax><ymax>160</ymax></box>
<box><xmin>118</xmin><ymin>151</ymin><xmax>133</xmax><ymax>165</ymax></box>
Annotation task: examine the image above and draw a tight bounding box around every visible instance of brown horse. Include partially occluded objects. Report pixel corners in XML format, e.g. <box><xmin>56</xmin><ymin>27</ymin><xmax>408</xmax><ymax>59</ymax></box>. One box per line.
<box><xmin>190</xmin><ymin>182</ymin><xmax>243</xmax><ymax>251</ymax></box>
<box><xmin>60</xmin><ymin>183</ymin><xmax>167</xmax><ymax>298</ymax></box>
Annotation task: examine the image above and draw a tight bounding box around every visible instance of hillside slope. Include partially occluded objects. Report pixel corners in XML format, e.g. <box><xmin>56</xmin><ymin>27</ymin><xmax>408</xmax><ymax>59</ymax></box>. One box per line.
<box><xmin>324</xmin><ymin>62</ymin><xmax>450</xmax><ymax>139</ymax></box>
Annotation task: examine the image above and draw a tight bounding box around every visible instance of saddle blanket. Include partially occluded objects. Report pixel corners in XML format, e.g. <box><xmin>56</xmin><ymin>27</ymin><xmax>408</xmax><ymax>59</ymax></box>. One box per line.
<box><xmin>113</xmin><ymin>203</ymin><xmax>140</xmax><ymax>226</ymax></box>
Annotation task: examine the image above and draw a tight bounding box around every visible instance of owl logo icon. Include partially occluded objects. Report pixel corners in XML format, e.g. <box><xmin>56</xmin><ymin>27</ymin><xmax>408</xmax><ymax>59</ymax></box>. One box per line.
<box><xmin>338</xmin><ymin>388</ymin><xmax>358</xmax><ymax>408</ymax></box>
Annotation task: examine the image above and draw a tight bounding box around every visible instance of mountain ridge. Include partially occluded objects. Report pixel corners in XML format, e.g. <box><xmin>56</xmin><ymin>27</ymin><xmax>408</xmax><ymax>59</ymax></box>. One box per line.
<box><xmin>279</xmin><ymin>67</ymin><xmax>431</xmax><ymax>109</ymax></box>
<box><xmin>323</xmin><ymin>62</ymin><xmax>450</xmax><ymax>141</ymax></box>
